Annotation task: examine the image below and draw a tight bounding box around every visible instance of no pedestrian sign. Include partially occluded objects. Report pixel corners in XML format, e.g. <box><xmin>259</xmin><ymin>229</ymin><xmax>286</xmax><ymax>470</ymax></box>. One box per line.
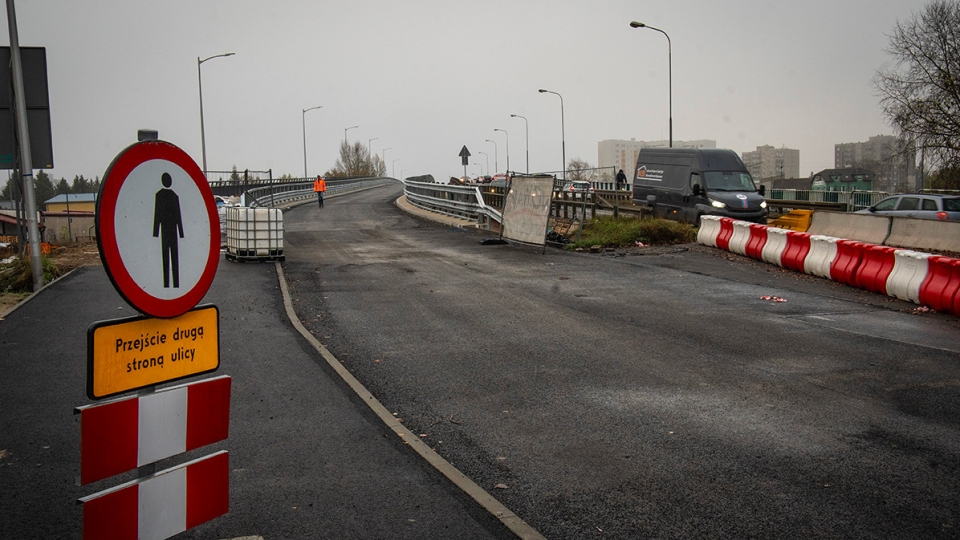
<box><xmin>96</xmin><ymin>140</ymin><xmax>219</xmax><ymax>319</ymax></box>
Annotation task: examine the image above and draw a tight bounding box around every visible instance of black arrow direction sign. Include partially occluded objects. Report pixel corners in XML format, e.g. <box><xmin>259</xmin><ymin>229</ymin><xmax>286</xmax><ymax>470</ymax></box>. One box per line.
<box><xmin>459</xmin><ymin>145</ymin><xmax>471</xmax><ymax>166</ymax></box>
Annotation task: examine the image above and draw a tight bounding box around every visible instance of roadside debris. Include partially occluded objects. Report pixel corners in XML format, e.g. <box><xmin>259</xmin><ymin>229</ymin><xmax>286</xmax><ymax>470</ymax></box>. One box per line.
<box><xmin>760</xmin><ymin>295</ymin><xmax>787</xmax><ymax>303</ymax></box>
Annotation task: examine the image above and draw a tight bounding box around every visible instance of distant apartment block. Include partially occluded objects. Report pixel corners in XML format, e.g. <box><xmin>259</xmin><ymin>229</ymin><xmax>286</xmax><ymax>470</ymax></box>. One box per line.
<box><xmin>835</xmin><ymin>135</ymin><xmax>917</xmax><ymax>192</ymax></box>
<box><xmin>741</xmin><ymin>145</ymin><xmax>800</xmax><ymax>182</ymax></box>
<box><xmin>598</xmin><ymin>139</ymin><xmax>716</xmax><ymax>176</ymax></box>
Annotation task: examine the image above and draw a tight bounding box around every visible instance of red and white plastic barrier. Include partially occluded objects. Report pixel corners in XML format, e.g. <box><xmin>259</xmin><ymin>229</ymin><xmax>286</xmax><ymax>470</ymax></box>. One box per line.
<box><xmin>780</xmin><ymin>231</ymin><xmax>811</xmax><ymax>272</ymax></box>
<box><xmin>697</xmin><ymin>216</ymin><xmax>960</xmax><ymax>315</ymax></box>
<box><xmin>886</xmin><ymin>250</ymin><xmax>933</xmax><ymax>304</ymax></box>
<box><xmin>81</xmin><ymin>451</ymin><xmax>229</xmax><ymax>540</ymax></box>
<box><xmin>78</xmin><ymin>376</ymin><xmax>231</xmax><ymax>485</ymax></box>
<box><xmin>920</xmin><ymin>257</ymin><xmax>960</xmax><ymax>314</ymax></box>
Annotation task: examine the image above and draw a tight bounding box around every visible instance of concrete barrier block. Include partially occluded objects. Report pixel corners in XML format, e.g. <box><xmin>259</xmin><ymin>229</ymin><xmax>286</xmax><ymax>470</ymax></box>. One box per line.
<box><xmin>886</xmin><ymin>250</ymin><xmax>933</xmax><ymax>303</ymax></box>
<box><xmin>886</xmin><ymin>218</ymin><xmax>960</xmax><ymax>252</ymax></box>
<box><xmin>807</xmin><ymin>211</ymin><xmax>890</xmax><ymax>245</ymax></box>
<box><xmin>805</xmin><ymin>235</ymin><xmax>839</xmax><ymax>278</ymax></box>
<box><xmin>761</xmin><ymin>227</ymin><xmax>788</xmax><ymax>266</ymax></box>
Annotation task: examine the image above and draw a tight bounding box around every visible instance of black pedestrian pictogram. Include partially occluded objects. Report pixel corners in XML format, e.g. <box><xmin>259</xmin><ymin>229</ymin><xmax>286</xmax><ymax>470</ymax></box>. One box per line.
<box><xmin>153</xmin><ymin>172</ymin><xmax>184</xmax><ymax>288</ymax></box>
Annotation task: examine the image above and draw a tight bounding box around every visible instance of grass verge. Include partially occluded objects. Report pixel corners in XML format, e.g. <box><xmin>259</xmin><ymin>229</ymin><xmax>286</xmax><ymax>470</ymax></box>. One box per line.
<box><xmin>566</xmin><ymin>215</ymin><xmax>696</xmax><ymax>249</ymax></box>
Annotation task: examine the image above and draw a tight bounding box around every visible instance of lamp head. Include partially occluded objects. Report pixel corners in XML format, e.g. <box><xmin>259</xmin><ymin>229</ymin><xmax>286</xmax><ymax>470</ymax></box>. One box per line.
<box><xmin>630</xmin><ymin>21</ymin><xmax>645</xmax><ymax>28</ymax></box>
<box><xmin>538</xmin><ymin>89</ymin><xmax>547</xmax><ymax>93</ymax></box>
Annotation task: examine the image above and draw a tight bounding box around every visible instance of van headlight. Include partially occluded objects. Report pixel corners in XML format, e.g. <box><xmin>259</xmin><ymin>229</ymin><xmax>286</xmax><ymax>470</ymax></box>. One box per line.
<box><xmin>710</xmin><ymin>199</ymin><xmax>726</xmax><ymax>209</ymax></box>
<box><xmin>760</xmin><ymin>201</ymin><xmax>767</xmax><ymax>209</ymax></box>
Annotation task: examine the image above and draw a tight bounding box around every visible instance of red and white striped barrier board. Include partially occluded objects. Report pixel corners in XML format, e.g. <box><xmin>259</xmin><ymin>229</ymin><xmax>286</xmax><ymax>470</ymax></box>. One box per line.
<box><xmin>81</xmin><ymin>451</ymin><xmax>229</xmax><ymax>540</ymax></box>
<box><xmin>78</xmin><ymin>376</ymin><xmax>231</xmax><ymax>485</ymax></box>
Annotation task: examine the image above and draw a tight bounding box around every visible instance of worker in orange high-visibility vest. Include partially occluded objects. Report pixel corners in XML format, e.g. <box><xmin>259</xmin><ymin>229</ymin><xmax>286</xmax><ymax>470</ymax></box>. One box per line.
<box><xmin>313</xmin><ymin>176</ymin><xmax>327</xmax><ymax>208</ymax></box>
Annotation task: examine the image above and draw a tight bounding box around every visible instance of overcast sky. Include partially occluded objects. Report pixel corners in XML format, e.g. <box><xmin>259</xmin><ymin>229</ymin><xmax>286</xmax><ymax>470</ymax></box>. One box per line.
<box><xmin>3</xmin><ymin>0</ymin><xmax>930</xmax><ymax>184</ymax></box>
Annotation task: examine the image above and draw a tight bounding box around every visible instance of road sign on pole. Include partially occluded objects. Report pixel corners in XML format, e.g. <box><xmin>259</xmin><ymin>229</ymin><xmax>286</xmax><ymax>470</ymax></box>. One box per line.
<box><xmin>460</xmin><ymin>145</ymin><xmax>470</xmax><ymax>182</ymax></box>
<box><xmin>96</xmin><ymin>140</ymin><xmax>220</xmax><ymax>319</ymax></box>
<box><xmin>86</xmin><ymin>305</ymin><xmax>220</xmax><ymax>400</ymax></box>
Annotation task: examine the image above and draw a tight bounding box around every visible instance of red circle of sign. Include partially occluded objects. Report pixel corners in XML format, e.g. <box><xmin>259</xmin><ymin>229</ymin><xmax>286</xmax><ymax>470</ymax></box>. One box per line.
<box><xmin>96</xmin><ymin>141</ymin><xmax>219</xmax><ymax>318</ymax></box>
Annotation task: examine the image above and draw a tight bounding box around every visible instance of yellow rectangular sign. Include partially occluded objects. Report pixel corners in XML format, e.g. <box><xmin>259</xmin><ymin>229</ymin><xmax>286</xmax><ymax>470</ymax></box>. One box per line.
<box><xmin>87</xmin><ymin>305</ymin><xmax>220</xmax><ymax>399</ymax></box>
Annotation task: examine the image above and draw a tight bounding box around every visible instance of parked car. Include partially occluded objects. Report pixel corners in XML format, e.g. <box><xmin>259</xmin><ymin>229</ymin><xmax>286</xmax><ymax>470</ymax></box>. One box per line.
<box><xmin>560</xmin><ymin>181</ymin><xmax>594</xmax><ymax>193</ymax></box>
<box><xmin>856</xmin><ymin>193</ymin><xmax>960</xmax><ymax>221</ymax></box>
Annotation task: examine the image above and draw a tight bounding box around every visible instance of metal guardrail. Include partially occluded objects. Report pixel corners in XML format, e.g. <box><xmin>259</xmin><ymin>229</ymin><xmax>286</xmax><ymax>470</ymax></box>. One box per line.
<box><xmin>767</xmin><ymin>189</ymin><xmax>890</xmax><ymax>212</ymax></box>
<box><xmin>403</xmin><ymin>180</ymin><xmax>502</xmax><ymax>223</ymax></box>
<box><xmin>243</xmin><ymin>177</ymin><xmax>396</xmax><ymax>207</ymax></box>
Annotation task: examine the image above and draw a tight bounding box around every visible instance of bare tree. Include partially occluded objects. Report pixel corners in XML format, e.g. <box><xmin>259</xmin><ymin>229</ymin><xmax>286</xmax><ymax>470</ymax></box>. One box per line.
<box><xmin>567</xmin><ymin>158</ymin><xmax>593</xmax><ymax>182</ymax></box>
<box><xmin>329</xmin><ymin>141</ymin><xmax>376</xmax><ymax>177</ymax></box>
<box><xmin>875</xmin><ymin>0</ymin><xmax>960</xmax><ymax>173</ymax></box>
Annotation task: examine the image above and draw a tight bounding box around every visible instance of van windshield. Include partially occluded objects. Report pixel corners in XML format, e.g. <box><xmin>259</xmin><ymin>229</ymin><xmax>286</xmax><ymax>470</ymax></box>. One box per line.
<box><xmin>703</xmin><ymin>171</ymin><xmax>757</xmax><ymax>192</ymax></box>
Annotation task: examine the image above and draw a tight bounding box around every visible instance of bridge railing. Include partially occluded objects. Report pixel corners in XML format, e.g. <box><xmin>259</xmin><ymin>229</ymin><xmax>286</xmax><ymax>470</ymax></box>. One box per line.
<box><xmin>403</xmin><ymin>180</ymin><xmax>503</xmax><ymax>224</ymax></box>
<box><xmin>243</xmin><ymin>177</ymin><xmax>396</xmax><ymax>207</ymax></box>
<box><xmin>766</xmin><ymin>189</ymin><xmax>889</xmax><ymax>212</ymax></box>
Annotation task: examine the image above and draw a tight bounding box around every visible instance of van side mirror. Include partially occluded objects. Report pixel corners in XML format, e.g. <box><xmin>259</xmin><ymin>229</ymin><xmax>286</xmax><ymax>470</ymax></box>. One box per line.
<box><xmin>692</xmin><ymin>184</ymin><xmax>702</xmax><ymax>196</ymax></box>
<box><xmin>758</xmin><ymin>185</ymin><xmax>766</xmax><ymax>196</ymax></box>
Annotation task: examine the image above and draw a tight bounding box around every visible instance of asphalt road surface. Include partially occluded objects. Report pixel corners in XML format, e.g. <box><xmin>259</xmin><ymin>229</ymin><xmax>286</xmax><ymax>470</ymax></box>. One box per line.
<box><xmin>282</xmin><ymin>183</ymin><xmax>960</xmax><ymax>539</ymax></box>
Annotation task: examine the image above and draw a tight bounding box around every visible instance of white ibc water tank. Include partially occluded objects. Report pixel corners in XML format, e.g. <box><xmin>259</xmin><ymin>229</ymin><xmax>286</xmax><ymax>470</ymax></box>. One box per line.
<box><xmin>224</xmin><ymin>207</ymin><xmax>285</xmax><ymax>261</ymax></box>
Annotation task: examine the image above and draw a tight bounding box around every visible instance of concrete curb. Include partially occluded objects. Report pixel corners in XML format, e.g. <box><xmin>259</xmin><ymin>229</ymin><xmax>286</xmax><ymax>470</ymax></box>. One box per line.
<box><xmin>394</xmin><ymin>194</ymin><xmax>478</xmax><ymax>229</ymax></box>
<box><xmin>274</xmin><ymin>262</ymin><xmax>545</xmax><ymax>540</ymax></box>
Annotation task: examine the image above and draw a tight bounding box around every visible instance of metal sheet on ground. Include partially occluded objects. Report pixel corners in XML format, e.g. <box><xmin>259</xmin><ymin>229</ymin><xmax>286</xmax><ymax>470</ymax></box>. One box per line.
<box><xmin>501</xmin><ymin>175</ymin><xmax>554</xmax><ymax>245</ymax></box>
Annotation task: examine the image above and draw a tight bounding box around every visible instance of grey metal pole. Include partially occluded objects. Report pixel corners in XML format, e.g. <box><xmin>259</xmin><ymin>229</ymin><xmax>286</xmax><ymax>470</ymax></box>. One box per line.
<box><xmin>344</xmin><ymin>125</ymin><xmax>358</xmax><ymax>144</ymax></box>
<box><xmin>6</xmin><ymin>0</ymin><xmax>43</xmax><ymax>289</ymax></box>
<box><xmin>478</xmin><ymin>151</ymin><xmax>489</xmax><ymax>177</ymax></box>
<box><xmin>494</xmin><ymin>128</ymin><xmax>509</xmax><ymax>174</ymax></box>
<box><xmin>630</xmin><ymin>22</ymin><xmax>672</xmax><ymax>147</ymax></box>
<box><xmin>198</xmin><ymin>52</ymin><xmax>235</xmax><ymax>178</ymax></box>
<box><xmin>538</xmin><ymin>89</ymin><xmax>565</xmax><ymax>179</ymax></box>
<box><xmin>302</xmin><ymin>105</ymin><xmax>322</xmax><ymax>178</ymax></box>
<box><xmin>485</xmin><ymin>139</ymin><xmax>498</xmax><ymax>174</ymax></box>
<box><xmin>511</xmin><ymin>114</ymin><xmax>529</xmax><ymax>173</ymax></box>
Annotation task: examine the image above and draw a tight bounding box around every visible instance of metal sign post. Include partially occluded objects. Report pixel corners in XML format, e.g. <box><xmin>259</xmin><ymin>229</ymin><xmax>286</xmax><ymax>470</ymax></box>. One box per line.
<box><xmin>460</xmin><ymin>145</ymin><xmax>470</xmax><ymax>183</ymax></box>
<box><xmin>79</xmin><ymin>133</ymin><xmax>229</xmax><ymax>540</ymax></box>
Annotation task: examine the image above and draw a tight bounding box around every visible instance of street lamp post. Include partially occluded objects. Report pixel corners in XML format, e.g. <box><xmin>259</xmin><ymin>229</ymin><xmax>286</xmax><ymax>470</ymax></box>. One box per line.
<box><xmin>478</xmin><ymin>151</ymin><xmax>489</xmax><ymax>178</ymax></box>
<box><xmin>302</xmin><ymin>105</ymin><xmax>323</xmax><ymax>178</ymax></box>
<box><xmin>344</xmin><ymin>125</ymin><xmax>358</xmax><ymax>144</ymax></box>
<box><xmin>368</xmin><ymin>137</ymin><xmax>378</xmax><ymax>159</ymax></box>
<box><xmin>382</xmin><ymin>147</ymin><xmax>391</xmax><ymax>176</ymax></box>
<box><xmin>538</xmin><ymin>89</ymin><xmax>565</xmax><ymax>179</ymax></box>
<box><xmin>392</xmin><ymin>158</ymin><xmax>400</xmax><ymax>178</ymax></box>
<box><xmin>630</xmin><ymin>21</ymin><xmax>672</xmax><ymax>147</ymax></box>
<box><xmin>494</xmin><ymin>128</ymin><xmax>509</xmax><ymax>174</ymax></box>
<box><xmin>198</xmin><ymin>52</ymin><xmax>235</xmax><ymax>177</ymax></box>
<box><xmin>485</xmin><ymin>139</ymin><xmax>498</xmax><ymax>175</ymax></box>
<box><xmin>510</xmin><ymin>114</ymin><xmax>529</xmax><ymax>173</ymax></box>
